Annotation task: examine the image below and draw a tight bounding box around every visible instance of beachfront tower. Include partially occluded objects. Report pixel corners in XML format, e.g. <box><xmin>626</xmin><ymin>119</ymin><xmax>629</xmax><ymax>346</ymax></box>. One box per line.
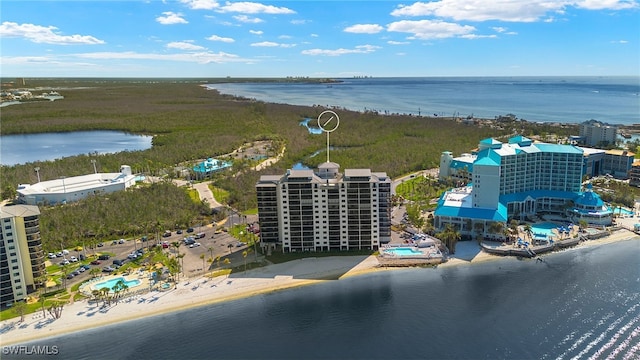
<box><xmin>0</xmin><ymin>204</ymin><xmax>46</xmax><ymax>308</ymax></box>
<box><xmin>434</xmin><ymin>136</ymin><xmax>606</xmax><ymax>240</ymax></box>
<box><xmin>256</xmin><ymin>162</ymin><xmax>391</xmax><ymax>253</ymax></box>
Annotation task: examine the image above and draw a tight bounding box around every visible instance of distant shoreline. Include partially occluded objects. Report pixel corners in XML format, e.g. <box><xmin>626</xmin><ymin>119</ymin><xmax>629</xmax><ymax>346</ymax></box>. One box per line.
<box><xmin>1</xmin><ymin>231</ymin><xmax>637</xmax><ymax>347</ymax></box>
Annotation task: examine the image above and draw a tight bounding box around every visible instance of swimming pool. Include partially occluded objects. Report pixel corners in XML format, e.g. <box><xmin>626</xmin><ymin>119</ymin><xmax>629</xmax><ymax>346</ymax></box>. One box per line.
<box><xmin>93</xmin><ymin>277</ymin><xmax>141</xmax><ymax>291</ymax></box>
<box><xmin>384</xmin><ymin>247</ymin><xmax>423</xmax><ymax>256</ymax></box>
<box><xmin>529</xmin><ymin>222</ymin><xmax>559</xmax><ymax>238</ymax></box>
<box><xmin>612</xmin><ymin>207</ymin><xmax>634</xmax><ymax>216</ymax></box>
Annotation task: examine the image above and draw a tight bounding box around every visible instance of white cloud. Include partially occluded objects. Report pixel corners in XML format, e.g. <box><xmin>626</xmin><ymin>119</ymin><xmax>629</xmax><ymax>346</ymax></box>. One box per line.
<box><xmin>251</xmin><ymin>41</ymin><xmax>296</xmax><ymax>48</ymax></box>
<box><xmin>291</xmin><ymin>19</ymin><xmax>309</xmax><ymax>25</ymax></box>
<box><xmin>180</xmin><ymin>0</ymin><xmax>220</xmax><ymax>10</ymax></box>
<box><xmin>575</xmin><ymin>0</ymin><xmax>638</xmax><ymax>10</ymax></box>
<box><xmin>387</xmin><ymin>20</ymin><xmax>475</xmax><ymax>39</ymax></box>
<box><xmin>492</xmin><ymin>26</ymin><xmax>517</xmax><ymax>35</ymax></box>
<box><xmin>389</xmin><ymin>0</ymin><xmax>638</xmax><ymax>22</ymax></box>
<box><xmin>279</xmin><ymin>35</ymin><xmax>292</xmax><ymax>39</ymax></box>
<box><xmin>610</xmin><ymin>39</ymin><xmax>629</xmax><ymax>43</ymax></box>
<box><xmin>249</xmin><ymin>30</ymin><xmax>264</xmax><ymax>35</ymax></box>
<box><xmin>310</xmin><ymin>33</ymin><xmax>319</xmax><ymax>37</ymax></box>
<box><xmin>167</xmin><ymin>41</ymin><xmax>205</xmax><ymax>51</ymax></box>
<box><xmin>344</xmin><ymin>24</ymin><xmax>384</xmax><ymax>34</ymax></box>
<box><xmin>156</xmin><ymin>12</ymin><xmax>188</xmax><ymax>25</ymax></box>
<box><xmin>218</xmin><ymin>2</ymin><xmax>295</xmax><ymax>14</ymax></box>
<box><xmin>234</xmin><ymin>15</ymin><xmax>264</xmax><ymax>23</ymax></box>
<box><xmin>0</xmin><ymin>22</ymin><xmax>105</xmax><ymax>45</ymax></box>
<box><xmin>460</xmin><ymin>34</ymin><xmax>498</xmax><ymax>39</ymax></box>
<box><xmin>388</xmin><ymin>40</ymin><xmax>410</xmax><ymax>45</ymax></box>
<box><xmin>75</xmin><ymin>50</ymin><xmax>246</xmax><ymax>64</ymax></box>
<box><xmin>301</xmin><ymin>44</ymin><xmax>380</xmax><ymax>56</ymax></box>
<box><xmin>207</xmin><ymin>34</ymin><xmax>235</xmax><ymax>42</ymax></box>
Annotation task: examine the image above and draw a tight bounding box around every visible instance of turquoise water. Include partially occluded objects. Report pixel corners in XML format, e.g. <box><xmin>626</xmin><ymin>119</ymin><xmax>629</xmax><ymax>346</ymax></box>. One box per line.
<box><xmin>193</xmin><ymin>158</ymin><xmax>232</xmax><ymax>173</ymax></box>
<box><xmin>93</xmin><ymin>277</ymin><xmax>141</xmax><ymax>291</ymax></box>
<box><xmin>384</xmin><ymin>247</ymin><xmax>422</xmax><ymax>256</ymax></box>
<box><xmin>530</xmin><ymin>222</ymin><xmax>560</xmax><ymax>237</ymax></box>
<box><xmin>612</xmin><ymin>207</ymin><xmax>634</xmax><ymax>216</ymax></box>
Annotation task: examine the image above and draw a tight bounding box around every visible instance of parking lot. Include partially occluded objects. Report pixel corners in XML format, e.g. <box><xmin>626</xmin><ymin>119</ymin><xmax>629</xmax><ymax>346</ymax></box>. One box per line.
<box><xmin>47</xmin><ymin>223</ymin><xmax>255</xmax><ymax>288</ymax></box>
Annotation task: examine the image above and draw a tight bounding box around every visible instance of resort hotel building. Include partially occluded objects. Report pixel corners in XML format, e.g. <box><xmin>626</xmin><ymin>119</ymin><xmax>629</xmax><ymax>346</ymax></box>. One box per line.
<box><xmin>256</xmin><ymin>162</ymin><xmax>391</xmax><ymax>252</ymax></box>
<box><xmin>0</xmin><ymin>204</ymin><xmax>46</xmax><ymax>308</ymax></box>
<box><xmin>16</xmin><ymin>165</ymin><xmax>137</xmax><ymax>206</ymax></box>
<box><xmin>435</xmin><ymin>136</ymin><xmax>613</xmax><ymax>239</ymax></box>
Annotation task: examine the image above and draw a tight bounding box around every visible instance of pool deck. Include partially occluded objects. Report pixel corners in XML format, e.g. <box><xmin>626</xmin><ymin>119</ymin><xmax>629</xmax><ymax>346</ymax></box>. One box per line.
<box><xmin>79</xmin><ymin>272</ymin><xmax>152</xmax><ymax>295</ymax></box>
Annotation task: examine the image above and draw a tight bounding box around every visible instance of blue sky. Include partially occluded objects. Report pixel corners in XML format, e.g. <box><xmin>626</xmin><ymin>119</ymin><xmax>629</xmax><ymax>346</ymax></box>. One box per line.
<box><xmin>1</xmin><ymin>0</ymin><xmax>639</xmax><ymax>77</ymax></box>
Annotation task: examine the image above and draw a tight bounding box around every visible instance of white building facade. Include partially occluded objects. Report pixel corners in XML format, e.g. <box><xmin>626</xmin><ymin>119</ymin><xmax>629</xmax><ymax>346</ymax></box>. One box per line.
<box><xmin>17</xmin><ymin>165</ymin><xmax>137</xmax><ymax>205</ymax></box>
<box><xmin>256</xmin><ymin>162</ymin><xmax>391</xmax><ymax>252</ymax></box>
<box><xmin>0</xmin><ymin>205</ymin><xmax>46</xmax><ymax>308</ymax></box>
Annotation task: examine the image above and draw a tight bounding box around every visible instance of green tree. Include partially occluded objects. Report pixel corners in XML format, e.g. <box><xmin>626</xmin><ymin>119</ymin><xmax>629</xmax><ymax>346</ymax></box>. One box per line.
<box><xmin>12</xmin><ymin>301</ymin><xmax>28</xmax><ymax>323</ymax></box>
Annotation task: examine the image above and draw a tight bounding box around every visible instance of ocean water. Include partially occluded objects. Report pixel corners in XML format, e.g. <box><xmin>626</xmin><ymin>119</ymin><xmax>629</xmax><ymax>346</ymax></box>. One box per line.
<box><xmin>207</xmin><ymin>77</ymin><xmax>640</xmax><ymax>125</ymax></box>
<box><xmin>12</xmin><ymin>238</ymin><xmax>640</xmax><ymax>360</ymax></box>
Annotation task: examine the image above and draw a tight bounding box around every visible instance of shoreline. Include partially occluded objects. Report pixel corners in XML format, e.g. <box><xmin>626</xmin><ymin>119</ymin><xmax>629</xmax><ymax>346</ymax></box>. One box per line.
<box><xmin>1</xmin><ymin>231</ymin><xmax>637</xmax><ymax>346</ymax></box>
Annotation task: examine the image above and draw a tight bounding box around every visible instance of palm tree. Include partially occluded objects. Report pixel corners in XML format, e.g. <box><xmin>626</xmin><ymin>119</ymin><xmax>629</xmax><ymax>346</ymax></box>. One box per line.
<box><xmin>171</xmin><ymin>241</ymin><xmax>182</xmax><ymax>257</ymax></box>
<box><xmin>523</xmin><ymin>224</ymin><xmax>533</xmax><ymax>242</ymax></box>
<box><xmin>437</xmin><ymin>224</ymin><xmax>460</xmax><ymax>254</ymax></box>
<box><xmin>12</xmin><ymin>301</ymin><xmax>27</xmax><ymax>323</ymax></box>
<box><xmin>200</xmin><ymin>253</ymin><xmax>206</xmax><ymax>273</ymax></box>
<box><xmin>215</xmin><ymin>255</ymin><xmax>221</xmax><ymax>268</ymax></box>
<box><xmin>208</xmin><ymin>246</ymin><xmax>214</xmax><ymax>261</ymax></box>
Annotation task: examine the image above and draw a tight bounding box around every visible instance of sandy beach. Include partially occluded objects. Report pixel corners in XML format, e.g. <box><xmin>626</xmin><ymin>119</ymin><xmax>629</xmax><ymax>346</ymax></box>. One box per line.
<box><xmin>1</xmin><ymin>229</ymin><xmax>637</xmax><ymax>347</ymax></box>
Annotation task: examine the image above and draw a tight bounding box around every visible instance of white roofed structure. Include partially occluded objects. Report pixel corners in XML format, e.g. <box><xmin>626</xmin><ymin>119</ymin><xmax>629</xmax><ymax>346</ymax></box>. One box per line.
<box><xmin>17</xmin><ymin>165</ymin><xmax>137</xmax><ymax>205</ymax></box>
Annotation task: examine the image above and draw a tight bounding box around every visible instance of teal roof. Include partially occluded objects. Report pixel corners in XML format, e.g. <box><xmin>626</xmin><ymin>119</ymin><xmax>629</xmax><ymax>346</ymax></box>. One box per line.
<box><xmin>508</xmin><ymin>135</ymin><xmax>532</xmax><ymax>146</ymax></box>
<box><xmin>474</xmin><ymin>148</ymin><xmax>501</xmax><ymax>166</ymax></box>
<box><xmin>479</xmin><ymin>138</ymin><xmax>502</xmax><ymax>149</ymax></box>
<box><xmin>574</xmin><ymin>190</ymin><xmax>604</xmax><ymax>207</ymax></box>
<box><xmin>535</xmin><ymin>143</ymin><xmax>583</xmax><ymax>155</ymax></box>
<box><xmin>434</xmin><ymin>202</ymin><xmax>508</xmax><ymax>222</ymax></box>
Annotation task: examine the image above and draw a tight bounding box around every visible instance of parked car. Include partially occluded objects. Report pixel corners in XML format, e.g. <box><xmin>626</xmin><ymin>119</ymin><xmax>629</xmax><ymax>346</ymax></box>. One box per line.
<box><xmin>102</xmin><ymin>266</ymin><xmax>115</xmax><ymax>273</ymax></box>
<box><xmin>60</xmin><ymin>259</ymin><xmax>70</xmax><ymax>266</ymax></box>
<box><xmin>73</xmin><ymin>269</ymin><xmax>82</xmax><ymax>275</ymax></box>
<box><xmin>98</xmin><ymin>254</ymin><xmax>110</xmax><ymax>260</ymax></box>
<box><xmin>127</xmin><ymin>253</ymin><xmax>137</xmax><ymax>259</ymax></box>
<box><xmin>81</xmin><ymin>265</ymin><xmax>91</xmax><ymax>270</ymax></box>
<box><xmin>113</xmin><ymin>259</ymin><xmax>124</xmax><ymax>266</ymax></box>
<box><xmin>235</xmin><ymin>242</ymin><xmax>244</xmax><ymax>247</ymax></box>
<box><xmin>69</xmin><ymin>256</ymin><xmax>78</xmax><ymax>262</ymax></box>
<box><xmin>176</xmin><ymin>229</ymin><xmax>183</xmax><ymax>234</ymax></box>
<box><xmin>118</xmin><ymin>239</ymin><xmax>125</xmax><ymax>244</ymax></box>
<box><xmin>66</xmin><ymin>273</ymin><xmax>75</xmax><ymax>279</ymax></box>
<box><xmin>56</xmin><ymin>251</ymin><xmax>63</xmax><ymax>257</ymax></box>
<box><xmin>186</xmin><ymin>227</ymin><xmax>194</xmax><ymax>233</ymax></box>
<box><xmin>195</xmin><ymin>232</ymin><xmax>206</xmax><ymax>239</ymax></box>
<box><xmin>97</xmin><ymin>242</ymin><xmax>104</xmax><ymax>247</ymax></box>
<box><xmin>48</xmin><ymin>253</ymin><xmax>57</xmax><ymax>259</ymax></box>
<box><xmin>162</xmin><ymin>241</ymin><xmax>169</xmax><ymax>248</ymax></box>
<box><xmin>163</xmin><ymin>230</ymin><xmax>171</xmax><ymax>238</ymax></box>
<box><xmin>74</xmin><ymin>246</ymin><xmax>83</xmax><ymax>251</ymax></box>
<box><xmin>90</xmin><ymin>260</ymin><xmax>101</xmax><ymax>265</ymax></box>
<box><xmin>189</xmin><ymin>242</ymin><xmax>201</xmax><ymax>248</ymax></box>
<box><xmin>62</xmin><ymin>249</ymin><xmax>69</xmax><ymax>255</ymax></box>
<box><xmin>79</xmin><ymin>254</ymin><xmax>86</xmax><ymax>261</ymax></box>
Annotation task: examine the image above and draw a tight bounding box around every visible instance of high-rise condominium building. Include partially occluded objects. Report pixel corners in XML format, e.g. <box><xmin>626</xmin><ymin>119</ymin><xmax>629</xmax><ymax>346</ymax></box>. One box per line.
<box><xmin>256</xmin><ymin>162</ymin><xmax>391</xmax><ymax>252</ymax></box>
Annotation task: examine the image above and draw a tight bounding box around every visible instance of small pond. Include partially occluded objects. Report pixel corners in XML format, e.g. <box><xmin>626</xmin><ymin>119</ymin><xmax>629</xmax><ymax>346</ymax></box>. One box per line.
<box><xmin>1</xmin><ymin>130</ymin><xmax>153</xmax><ymax>166</ymax></box>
